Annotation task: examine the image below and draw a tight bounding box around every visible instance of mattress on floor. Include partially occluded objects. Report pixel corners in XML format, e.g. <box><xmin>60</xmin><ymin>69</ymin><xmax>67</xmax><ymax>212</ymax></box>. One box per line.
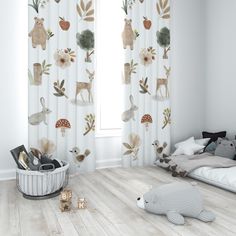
<box><xmin>189</xmin><ymin>166</ymin><xmax>236</xmax><ymax>193</ymax></box>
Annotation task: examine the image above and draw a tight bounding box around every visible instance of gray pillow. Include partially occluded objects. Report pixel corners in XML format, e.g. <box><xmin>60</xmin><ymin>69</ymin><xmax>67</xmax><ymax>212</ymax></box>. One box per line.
<box><xmin>214</xmin><ymin>138</ymin><xmax>236</xmax><ymax>159</ymax></box>
<box><xmin>205</xmin><ymin>141</ymin><xmax>217</xmax><ymax>154</ymax></box>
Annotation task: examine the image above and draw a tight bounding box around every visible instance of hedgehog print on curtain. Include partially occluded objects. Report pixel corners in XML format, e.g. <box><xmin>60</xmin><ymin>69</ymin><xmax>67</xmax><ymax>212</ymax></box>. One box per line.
<box><xmin>121</xmin><ymin>0</ymin><xmax>171</xmax><ymax>167</ymax></box>
<box><xmin>28</xmin><ymin>0</ymin><xmax>96</xmax><ymax>174</ymax></box>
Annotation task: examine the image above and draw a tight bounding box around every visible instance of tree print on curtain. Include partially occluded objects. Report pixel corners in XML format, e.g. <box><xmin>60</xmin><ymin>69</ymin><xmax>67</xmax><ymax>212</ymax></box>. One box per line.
<box><xmin>28</xmin><ymin>0</ymin><xmax>96</xmax><ymax>174</ymax></box>
<box><xmin>121</xmin><ymin>0</ymin><xmax>171</xmax><ymax>167</ymax></box>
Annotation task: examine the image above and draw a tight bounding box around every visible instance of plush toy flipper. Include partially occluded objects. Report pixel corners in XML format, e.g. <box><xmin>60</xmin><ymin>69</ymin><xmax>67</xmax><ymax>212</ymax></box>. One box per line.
<box><xmin>167</xmin><ymin>211</ymin><xmax>185</xmax><ymax>225</ymax></box>
<box><xmin>197</xmin><ymin>210</ymin><xmax>215</xmax><ymax>222</ymax></box>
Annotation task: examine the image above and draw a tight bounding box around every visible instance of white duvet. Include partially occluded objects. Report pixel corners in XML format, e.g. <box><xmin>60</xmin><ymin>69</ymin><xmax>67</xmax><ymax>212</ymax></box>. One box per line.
<box><xmin>189</xmin><ymin>166</ymin><xmax>236</xmax><ymax>193</ymax></box>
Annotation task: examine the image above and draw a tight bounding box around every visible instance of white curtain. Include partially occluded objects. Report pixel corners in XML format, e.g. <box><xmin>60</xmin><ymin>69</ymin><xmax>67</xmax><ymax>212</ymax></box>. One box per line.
<box><xmin>28</xmin><ymin>0</ymin><xmax>96</xmax><ymax>173</ymax></box>
<box><xmin>121</xmin><ymin>0</ymin><xmax>171</xmax><ymax>167</ymax></box>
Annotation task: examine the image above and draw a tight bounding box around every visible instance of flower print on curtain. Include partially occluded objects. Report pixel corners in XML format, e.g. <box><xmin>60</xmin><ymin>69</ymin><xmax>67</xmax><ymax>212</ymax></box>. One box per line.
<box><xmin>28</xmin><ymin>0</ymin><xmax>96</xmax><ymax>174</ymax></box>
<box><xmin>121</xmin><ymin>0</ymin><xmax>171</xmax><ymax>167</ymax></box>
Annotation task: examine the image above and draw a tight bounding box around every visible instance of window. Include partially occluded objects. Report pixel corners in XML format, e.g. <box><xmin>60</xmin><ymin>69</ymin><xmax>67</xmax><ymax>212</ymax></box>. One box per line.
<box><xmin>95</xmin><ymin>0</ymin><xmax>123</xmax><ymax>137</ymax></box>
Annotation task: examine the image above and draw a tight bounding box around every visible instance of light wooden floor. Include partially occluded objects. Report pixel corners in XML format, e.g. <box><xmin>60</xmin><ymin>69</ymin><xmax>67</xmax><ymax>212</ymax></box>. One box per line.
<box><xmin>0</xmin><ymin>166</ymin><xmax>236</xmax><ymax>236</ymax></box>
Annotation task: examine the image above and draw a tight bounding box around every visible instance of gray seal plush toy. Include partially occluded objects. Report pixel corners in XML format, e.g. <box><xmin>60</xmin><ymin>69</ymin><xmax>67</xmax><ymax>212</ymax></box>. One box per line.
<box><xmin>137</xmin><ymin>182</ymin><xmax>215</xmax><ymax>225</ymax></box>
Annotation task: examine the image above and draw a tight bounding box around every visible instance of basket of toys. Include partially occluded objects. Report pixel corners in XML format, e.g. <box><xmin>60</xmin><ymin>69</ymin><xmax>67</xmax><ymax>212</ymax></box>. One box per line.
<box><xmin>10</xmin><ymin>139</ymin><xmax>69</xmax><ymax>199</ymax></box>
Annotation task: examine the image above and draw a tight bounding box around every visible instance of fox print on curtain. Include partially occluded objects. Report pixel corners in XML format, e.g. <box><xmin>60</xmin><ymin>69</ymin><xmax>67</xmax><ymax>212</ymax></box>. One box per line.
<box><xmin>28</xmin><ymin>0</ymin><xmax>96</xmax><ymax>173</ymax></box>
<box><xmin>121</xmin><ymin>0</ymin><xmax>171</xmax><ymax>167</ymax></box>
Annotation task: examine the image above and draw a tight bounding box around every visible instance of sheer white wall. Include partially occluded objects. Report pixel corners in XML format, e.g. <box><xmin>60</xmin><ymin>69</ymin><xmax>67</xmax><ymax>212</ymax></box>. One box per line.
<box><xmin>0</xmin><ymin>1</ymin><xmax>28</xmax><ymax>178</ymax></box>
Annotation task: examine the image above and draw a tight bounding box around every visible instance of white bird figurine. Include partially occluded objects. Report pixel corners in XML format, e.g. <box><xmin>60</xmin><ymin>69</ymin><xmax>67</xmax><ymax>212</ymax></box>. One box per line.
<box><xmin>69</xmin><ymin>147</ymin><xmax>91</xmax><ymax>165</ymax></box>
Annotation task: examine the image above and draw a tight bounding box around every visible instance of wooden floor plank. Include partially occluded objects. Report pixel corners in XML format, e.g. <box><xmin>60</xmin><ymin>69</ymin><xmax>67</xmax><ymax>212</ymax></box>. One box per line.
<box><xmin>78</xmin><ymin>173</ymin><xmax>162</xmax><ymax>236</ymax></box>
<box><xmin>99</xmin><ymin>168</ymin><xmax>206</xmax><ymax>236</ymax></box>
<box><xmin>0</xmin><ymin>181</ymin><xmax>20</xmax><ymax>236</ymax></box>
<box><xmin>40</xmin><ymin>200</ymin><xmax>64</xmax><ymax>235</ymax></box>
<box><xmin>0</xmin><ymin>166</ymin><xmax>235</xmax><ymax>236</ymax></box>
<box><xmin>18</xmin><ymin>196</ymin><xmax>50</xmax><ymax>236</ymax></box>
<box><xmin>70</xmin><ymin>179</ymin><xmax>126</xmax><ymax>236</ymax></box>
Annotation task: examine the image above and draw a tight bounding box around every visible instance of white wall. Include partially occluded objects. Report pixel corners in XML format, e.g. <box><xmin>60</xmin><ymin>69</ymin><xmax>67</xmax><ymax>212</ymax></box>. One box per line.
<box><xmin>95</xmin><ymin>136</ymin><xmax>122</xmax><ymax>168</ymax></box>
<box><xmin>170</xmin><ymin>0</ymin><xmax>206</xmax><ymax>147</ymax></box>
<box><xmin>0</xmin><ymin>1</ymin><xmax>28</xmax><ymax>179</ymax></box>
<box><xmin>205</xmin><ymin>0</ymin><xmax>236</xmax><ymax>138</ymax></box>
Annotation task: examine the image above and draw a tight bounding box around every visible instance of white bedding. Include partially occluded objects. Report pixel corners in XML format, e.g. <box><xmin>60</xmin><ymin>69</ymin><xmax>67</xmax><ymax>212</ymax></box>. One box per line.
<box><xmin>189</xmin><ymin>166</ymin><xmax>236</xmax><ymax>193</ymax></box>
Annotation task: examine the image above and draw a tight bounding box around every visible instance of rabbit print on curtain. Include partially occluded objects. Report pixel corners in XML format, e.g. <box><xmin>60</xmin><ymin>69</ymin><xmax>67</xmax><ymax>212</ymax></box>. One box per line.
<box><xmin>121</xmin><ymin>0</ymin><xmax>171</xmax><ymax>167</ymax></box>
<box><xmin>28</xmin><ymin>0</ymin><xmax>96</xmax><ymax>173</ymax></box>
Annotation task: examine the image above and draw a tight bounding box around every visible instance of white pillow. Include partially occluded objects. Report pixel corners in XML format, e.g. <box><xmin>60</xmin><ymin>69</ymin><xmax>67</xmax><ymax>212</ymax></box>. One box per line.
<box><xmin>172</xmin><ymin>143</ymin><xmax>205</xmax><ymax>156</ymax></box>
<box><xmin>175</xmin><ymin>137</ymin><xmax>195</xmax><ymax>148</ymax></box>
<box><xmin>172</xmin><ymin>147</ymin><xmax>189</xmax><ymax>156</ymax></box>
<box><xmin>195</xmin><ymin>138</ymin><xmax>210</xmax><ymax>146</ymax></box>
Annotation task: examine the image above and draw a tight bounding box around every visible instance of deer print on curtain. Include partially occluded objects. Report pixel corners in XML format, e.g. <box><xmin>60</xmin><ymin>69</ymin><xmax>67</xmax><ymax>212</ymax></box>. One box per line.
<box><xmin>28</xmin><ymin>0</ymin><xmax>96</xmax><ymax>173</ymax></box>
<box><xmin>121</xmin><ymin>0</ymin><xmax>171</xmax><ymax>167</ymax></box>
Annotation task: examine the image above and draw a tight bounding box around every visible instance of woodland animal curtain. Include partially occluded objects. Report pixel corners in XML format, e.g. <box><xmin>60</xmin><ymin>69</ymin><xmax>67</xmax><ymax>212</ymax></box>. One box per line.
<box><xmin>121</xmin><ymin>0</ymin><xmax>171</xmax><ymax>167</ymax></box>
<box><xmin>28</xmin><ymin>0</ymin><xmax>96</xmax><ymax>174</ymax></box>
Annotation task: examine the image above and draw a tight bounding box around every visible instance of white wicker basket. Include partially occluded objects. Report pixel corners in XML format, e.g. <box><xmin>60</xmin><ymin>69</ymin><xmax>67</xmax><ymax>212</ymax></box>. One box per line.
<box><xmin>16</xmin><ymin>162</ymin><xmax>69</xmax><ymax>197</ymax></box>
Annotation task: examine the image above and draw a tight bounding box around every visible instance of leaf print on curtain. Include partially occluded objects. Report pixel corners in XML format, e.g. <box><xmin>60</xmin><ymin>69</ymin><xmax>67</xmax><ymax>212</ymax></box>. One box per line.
<box><xmin>121</xmin><ymin>0</ymin><xmax>171</xmax><ymax>167</ymax></box>
<box><xmin>28</xmin><ymin>0</ymin><xmax>96</xmax><ymax>174</ymax></box>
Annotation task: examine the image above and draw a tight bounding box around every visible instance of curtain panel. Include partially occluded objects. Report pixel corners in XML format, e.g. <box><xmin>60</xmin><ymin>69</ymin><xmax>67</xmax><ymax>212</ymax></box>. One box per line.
<box><xmin>28</xmin><ymin>0</ymin><xmax>96</xmax><ymax>173</ymax></box>
<box><xmin>121</xmin><ymin>0</ymin><xmax>171</xmax><ymax>167</ymax></box>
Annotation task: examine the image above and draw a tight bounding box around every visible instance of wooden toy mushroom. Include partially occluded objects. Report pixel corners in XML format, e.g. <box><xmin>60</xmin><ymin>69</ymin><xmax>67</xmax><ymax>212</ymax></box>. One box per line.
<box><xmin>141</xmin><ymin>114</ymin><xmax>153</xmax><ymax>131</ymax></box>
<box><xmin>55</xmin><ymin>119</ymin><xmax>71</xmax><ymax>137</ymax></box>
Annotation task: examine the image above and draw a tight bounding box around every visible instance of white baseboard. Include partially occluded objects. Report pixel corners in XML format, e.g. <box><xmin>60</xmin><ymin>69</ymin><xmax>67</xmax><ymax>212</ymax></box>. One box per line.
<box><xmin>96</xmin><ymin>158</ymin><xmax>121</xmax><ymax>169</ymax></box>
<box><xmin>0</xmin><ymin>159</ymin><xmax>121</xmax><ymax>181</ymax></box>
<box><xmin>0</xmin><ymin>169</ymin><xmax>16</xmax><ymax>181</ymax></box>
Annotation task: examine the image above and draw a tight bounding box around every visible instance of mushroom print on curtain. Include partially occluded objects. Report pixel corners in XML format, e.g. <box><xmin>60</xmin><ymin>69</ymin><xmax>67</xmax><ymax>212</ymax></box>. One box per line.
<box><xmin>121</xmin><ymin>0</ymin><xmax>171</xmax><ymax>167</ymax></box>
<box><xmin>28</xmin><ymin>0</ymin><xmax>96</xmax><ymax>174</ymax></box>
